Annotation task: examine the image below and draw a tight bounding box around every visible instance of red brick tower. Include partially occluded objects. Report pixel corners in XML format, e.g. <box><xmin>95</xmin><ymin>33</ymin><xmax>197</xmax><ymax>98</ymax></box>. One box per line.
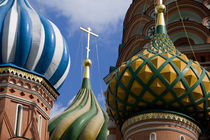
<box><xmin>0</xmin><ymin>66</ymin><xmax>58</xmax><ymax>140</ymax></box>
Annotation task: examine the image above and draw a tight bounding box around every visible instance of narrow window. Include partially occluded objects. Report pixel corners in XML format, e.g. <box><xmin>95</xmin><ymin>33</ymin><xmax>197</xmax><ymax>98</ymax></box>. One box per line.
<box><xmin>14</xmin><ymin>104</ymin><xmax>23</xmax><ymax>136</ymax></box>
<box><xmin>38</xmin><ymin>115</ymin><xmax>42</xmax><ymax>137</ymax></box>
<box><xmin>150</xmin><ymin>132</ymin><xmax>156</xmax><ymax>140</ymax></box>
<box><xmin>180</xmin><ymin>135</ymin><xmax>185</xmax><ymax>140</ymax></box>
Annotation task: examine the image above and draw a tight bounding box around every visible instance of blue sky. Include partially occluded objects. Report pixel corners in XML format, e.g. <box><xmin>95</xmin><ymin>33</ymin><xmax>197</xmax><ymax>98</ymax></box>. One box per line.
<box><xmin>28</xmin><ymin>0</ymin><xmax>132</xmax><ymax>117</ymax></box>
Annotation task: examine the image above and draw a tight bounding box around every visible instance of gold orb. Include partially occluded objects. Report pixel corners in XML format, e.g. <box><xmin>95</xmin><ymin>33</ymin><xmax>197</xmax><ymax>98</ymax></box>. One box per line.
<box><xmin>83</xmin><ymin>59</ymin><xmax>92</xmax><ymax>67</ymax></box>
<box><xmin>155</xmin><ymin>4</ymin><xmax>166</xmax><ymax>13</ymax></box>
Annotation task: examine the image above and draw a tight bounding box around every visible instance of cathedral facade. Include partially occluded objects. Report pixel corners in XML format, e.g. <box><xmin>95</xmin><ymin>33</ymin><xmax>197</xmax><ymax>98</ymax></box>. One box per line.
<box><xmin>0</xmin><ymin>0</ymin><xmax>209</xmax><ymax>140</ymax></box>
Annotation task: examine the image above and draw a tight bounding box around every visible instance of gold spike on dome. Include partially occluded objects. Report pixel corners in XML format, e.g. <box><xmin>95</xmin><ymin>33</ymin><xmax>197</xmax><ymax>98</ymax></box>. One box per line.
<box><xmin>173</xmin><ymin>81</ymin><xmax>186</xmax><ymax>96</ymax></box>
<box><xmin>160</xmin><ymin>63</ymin><xmax>177</xmax><ymax>84</ymax></box>
<box><xmin>155</xmin><ymin>0</ymin><xmax>166</xmax><ymax>26</ymax></box>
<box><xmin>150</xmin><ymin>56</ymin><xmax>165</xmax><ymax>69</ymax></box>
<box><xmin>172</xmin><ymin>57</ymin><xmax>187</xmax><ymax>72</ymax></box>
<box><xmin>120</xmin><ymin>69</ymin><xmax>132</xmax><ymax>86</ymax></box>
<box><xmin>150</xmin><ymin>78</ymin><xmax>166</xmax><ymax>95</ymax></box>
<box><xmin>131</xmin><ymin>80</ymin><xmax>143</xmax><ymax>96</ymax></box>
<box><xmin>138</xmin><ymin>64</ymin><xmax>153</xmax><ymax>83</ymax></box>
<box><xmin>131</xmin><ymin>57</ymin><xmax>144</xmax><ymax>71</ymax></box>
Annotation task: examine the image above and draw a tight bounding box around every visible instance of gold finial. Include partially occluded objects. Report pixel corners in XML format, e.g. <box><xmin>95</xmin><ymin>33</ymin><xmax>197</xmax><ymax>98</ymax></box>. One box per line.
<box><xmin>154</xmin><ymin>0</ymin><xmax>167</xmax><ymax>34</ymax></box>
<box><xmin>155</xmin><ymin>0</ymin><xmax>166</xmax><ymax>26</ymax></box>
<box><xmin>80</xmin><ymin>27</ymin><xmax>99</xmax><ymax>78</ymax></box>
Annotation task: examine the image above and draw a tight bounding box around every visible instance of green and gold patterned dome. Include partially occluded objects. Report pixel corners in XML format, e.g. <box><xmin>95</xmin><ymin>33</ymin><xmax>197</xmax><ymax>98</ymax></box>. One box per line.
<box><xmin>49</xmin><ymin>27</ymin><xmax>108</xmax><ymax>140</ymax></box>
<box><xmin>105</xmin><ymin>2</ymin><xmax>210</xmax><ymax>126</ymax></box>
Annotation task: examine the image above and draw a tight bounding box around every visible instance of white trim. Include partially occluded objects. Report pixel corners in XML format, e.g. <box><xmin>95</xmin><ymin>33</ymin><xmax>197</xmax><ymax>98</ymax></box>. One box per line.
<box><xmin>2</xmin><ymin>0</ymin><xmax>18</xmax><ymax>63</ymax></box>
<box><xmin>150</xmin><ymin>132</ymin><xmax>156</xmax><ymax>140</ymax></box>
<box><xmin>0</xmin><ymin>0</ymin><xmax>8</xmax><ymax>6</ymax></box>
<box><xmin>54</xmin><ymin>57</ymin><xmax>70</xmax><ymax>89</ymax></box>
<box><xmin>0</xmin><ymin>93</ymin><xmax>50</xmax><ymax>119</ymax></box>
<box><xmin>180</xmin><ymin>135</ymin><xmax>185</xmax><ymax>140</ymax></box>
<box><xmin>123</xmin><ymin>121</ymin><xmax>198</xmax><ymax>138</ymax></box>
<box><xmin>14</xmin><ymin>104</ymin><xmax>23</xmax><ymax>136</ymax></box>
<box><xmin>0</xmin><ymin>73</ymin><xmax>56</xmax><ymax>101</ymax></box>
<box><xmin>0</xmin><ymin>82</ymin><xmax>52</xmax><ymax>109</ymax></box>
<box><xmin>125</xmin><ymin>126</ymin><xmax>197</xmax><ymax>140</ymax></box>
<box><xmin>45</xmin><ymin>21</ymin><xmax>64</xmax><ymax>79</ymax></box>
<box><xmin>38</xmin><ymin>114</ymin><xmax>42</xmax><ymax>138</ymax></box>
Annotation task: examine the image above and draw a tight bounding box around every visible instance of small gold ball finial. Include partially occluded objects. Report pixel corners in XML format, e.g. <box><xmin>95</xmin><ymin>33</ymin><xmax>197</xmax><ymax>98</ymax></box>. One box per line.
<box><xmin>83</xmin><ymin>59</ymin><xmax>92</xmax><ymax>67</ymax></box>
<box><xmin>155</xmin><ymin>4</ymin><xmax>166</xmax><ymax>14</ymax></box>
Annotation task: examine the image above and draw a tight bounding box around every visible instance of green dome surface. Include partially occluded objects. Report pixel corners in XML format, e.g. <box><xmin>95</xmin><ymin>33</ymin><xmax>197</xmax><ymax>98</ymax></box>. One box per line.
<box><xmin>49</xmin><ymin>78</ymin><xmax>108</xmax><ymax>140</ymax></box>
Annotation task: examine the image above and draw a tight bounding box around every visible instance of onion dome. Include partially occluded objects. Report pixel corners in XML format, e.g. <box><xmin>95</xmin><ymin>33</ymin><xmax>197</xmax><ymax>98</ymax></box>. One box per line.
<box><xmin>0</xmin><ymin>0</ymin><xmax>70</xmax><ymax>89</ymax></box>
<box><xmin>105</xmin><ymin>1</ymin><xmax>210</xmax><ymax>126</ymax></box>
<box><xmin>48</xmin><ymin>28</ymin><xmax>108</xmax><ymax>140</ymax></box>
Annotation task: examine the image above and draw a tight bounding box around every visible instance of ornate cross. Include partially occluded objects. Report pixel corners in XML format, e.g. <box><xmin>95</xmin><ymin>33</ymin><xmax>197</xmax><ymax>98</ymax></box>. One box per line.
<box><xmin>80</xmin><ymin>27</ymin><xmax>99</xmax><ymax>59</ymax></box>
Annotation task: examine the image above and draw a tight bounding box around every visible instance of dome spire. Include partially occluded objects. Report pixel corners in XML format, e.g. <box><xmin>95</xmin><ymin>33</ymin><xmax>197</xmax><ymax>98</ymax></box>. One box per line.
<box><xmin>80</xmin><ymin>27</ymin><xmax>98</xmax><ymax>88</ymax></box>
<box><xmin>155</xmin><ymin>0</ymin><xmax>167</xmax><ymax>34</ymax></box>
<box><xmin>48</xmin><ymin>27</ymin><xmax>108</xmax><ymax>140</ymax></box>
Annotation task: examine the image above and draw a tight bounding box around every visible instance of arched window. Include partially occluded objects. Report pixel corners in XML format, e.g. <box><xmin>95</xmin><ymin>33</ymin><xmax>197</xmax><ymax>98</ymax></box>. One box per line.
<box><xmin>180</xmin><ymin>135</ymin><xmax>185</xmax><ymax>140</ymax></box>
<box><xmin>38</xmin><ymin>115</ymin><xmax>42</xmax><ymax>137</ymax></box>
<box><xmin>150</xmin><ymin>132</ymin><xmax>156</xmax><ymax>140</ymax></box>
<box><xmin>14</xmin><ymin>104</ymin><xmax>23</xmax><ymax>136</ymax></box>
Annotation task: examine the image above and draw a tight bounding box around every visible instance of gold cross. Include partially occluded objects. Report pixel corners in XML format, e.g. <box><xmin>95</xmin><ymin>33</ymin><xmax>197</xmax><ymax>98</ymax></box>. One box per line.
<box><xmin>80</xmin><ymin>27</ymin><xmax>99</xmax><ymax>59</ymax></box>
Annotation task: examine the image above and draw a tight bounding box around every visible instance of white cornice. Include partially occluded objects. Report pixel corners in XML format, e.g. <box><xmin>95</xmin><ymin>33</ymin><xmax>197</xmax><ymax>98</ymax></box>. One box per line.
<box><xmin>0</xmin><ymin>93</ymin><xmax>50</xmax><ymax>119</ymax></box>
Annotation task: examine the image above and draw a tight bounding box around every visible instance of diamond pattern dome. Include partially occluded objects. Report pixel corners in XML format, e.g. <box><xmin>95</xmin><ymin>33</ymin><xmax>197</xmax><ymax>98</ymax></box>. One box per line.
<box><xmin>105</xmin><ymin>33</ymin><xmax>210</xmax><ymax>125</ymax></box>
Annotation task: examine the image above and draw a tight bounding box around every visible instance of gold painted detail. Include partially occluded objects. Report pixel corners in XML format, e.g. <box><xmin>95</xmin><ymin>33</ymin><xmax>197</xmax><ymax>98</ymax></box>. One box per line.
<box><xmin>150</xmin><ymin>78</ymin><xmax>166</xmax><ymax>95</ymax></box>
<box><xmin>0</xmin><ymin>67</ymin><xmax>58</xmax><ymax>98</ymax></box>
<box><xmin>83</xmin><ymin>59</ymin><xmax>92</xmax><ymax>78</ymax></box>
<box><xmin>120</xmin><ymin>69</ymin><xmax>131</xmax><ymax>87</ymax></box>
<box><xmin>160</xmin><ymin>63</ymin><xmax>177</xmax><ymax>84</ymax></box>
<box><xmin>184</xmin><ymin>68</ymin><xmax>198</xmax><ymax>87</ymax></box>
<box><xmin>155</xmin><ymin>6</ymin><xmax>166</xmax><ymax>26</ymax></box>
<box><xmin>121</xmin><ymin>112</ymin><xmax>201</xmax><ymax>134</ymax></box>
<box><xmin>138</xmin><ymin>64</ymin><xmax>153</xmax><ymax>83</ymax></box>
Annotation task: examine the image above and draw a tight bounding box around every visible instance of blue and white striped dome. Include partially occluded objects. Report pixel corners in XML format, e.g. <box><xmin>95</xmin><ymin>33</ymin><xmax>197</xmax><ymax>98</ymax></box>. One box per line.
<box><xmin>0</xmin><ymin>0</ymin><xmax>70</xmax><ymax>89</ymax></box>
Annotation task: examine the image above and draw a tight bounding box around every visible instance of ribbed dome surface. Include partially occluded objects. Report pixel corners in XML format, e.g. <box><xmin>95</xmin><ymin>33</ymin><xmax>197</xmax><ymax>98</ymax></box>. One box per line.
<box><xmin>48</xmin><ymin>78</ymin><xmax>108</xmax><ymax>140</ymax></box>
<box><xmin>105</xmin><ymin>33</ymin><xmax>210</xmax><ymax>125</ymax></box>
<box><xmin>0</xmin><ymin>0</ymin><xmax>70</xmax><ymax>89</ymax></box>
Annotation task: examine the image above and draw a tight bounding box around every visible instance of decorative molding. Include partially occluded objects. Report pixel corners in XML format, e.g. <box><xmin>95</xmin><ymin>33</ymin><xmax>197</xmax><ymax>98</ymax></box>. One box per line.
<box><xmin>0</xmin><ymin>67</ymin><xmax>59</xmax><ymax>99</ymax></box>
<box><xmin>0</xmin><ymin>83</ymin><xmax>51</xmax><ymax>109</ymax></box>
<box><xmin>125</xmin><ymin>126</ymin><xmax>197</xmax><ymax>140</ymax></box>
<box><xmin>0</xmin><ymin>94</ymin><xmax>50</xmax><ymax>119</ymax></box>
<box><xmin>121</xmin><ymin>113</ymin><xmax>201</xmax><ymax>134</ymax></box>
<box><xmin>123</xmin><ymin>120</ymin><xmax>199</xmax><ymax>139</ymax></box>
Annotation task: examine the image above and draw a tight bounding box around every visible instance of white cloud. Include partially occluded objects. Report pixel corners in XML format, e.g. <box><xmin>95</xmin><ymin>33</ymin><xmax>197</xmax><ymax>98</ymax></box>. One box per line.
<box><xmin>97</xmin><ymin>92</ymin><xmax>106</xmax><ymax>109</ymax></box>
<box><xmin>68</xmin><ymin>95</ymin><xmax>76</xmax><ymax>105</ymax></box>
<box><xmin>50</xmin><ymin>95</ymin><xmax>76</xmax><ymax>118</ymax></box>
<box><xmin>38</xmin><ymin>0</ymin><xmax>132</xmax><ymax>32</ymax></box>
<box><xmin>50</xmin><ymin>103</ymin><xmax>67</xmax><ymax>118</ymax></box>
